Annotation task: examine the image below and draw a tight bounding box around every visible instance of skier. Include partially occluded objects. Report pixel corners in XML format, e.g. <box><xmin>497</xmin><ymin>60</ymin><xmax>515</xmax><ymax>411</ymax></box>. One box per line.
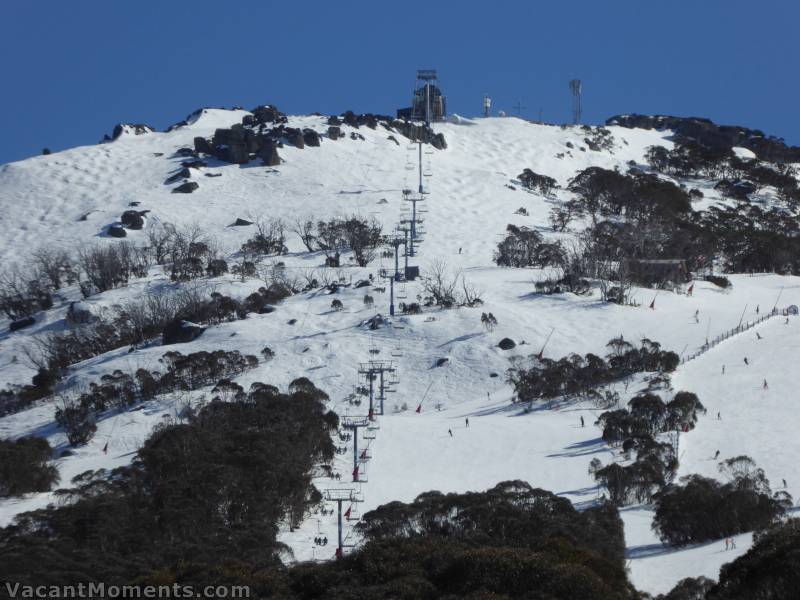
<box><xmin>323</xmin><ymin>537</ymin><xmax>328</xmax><ymax>546</ymax></box>
<box><xmin>783</xmin><ymin>478</ymin><xmax>788</xmax><ymax>488</ymax></box>
<box><xmin>722</xmin><ymin>365</ymin><xmax>725</xmax><ymax>375</ymax></box>
<box><xmin>725</xmin><ymin>538</ymin><xmax>729</xmax><ymax>551</ymax></box>
<box><xmin>756</xmin><ymin>305</ymin><xmax>760</xmax><ymax>314</ymax></box>
<box><xmin>580</xmin><ymin>416</ymin><xmax>585</xmax><ymax>427</ymax></box>
<box><xmin>458</xmin><ymin>247</ymin><xmax>462</xmax><ymax>254</ymax></box>
<box><xmin>730</xmin><ymin>538</ymin><xmax>736</xmax><ymax>549</ymax></box>
<box><xmin>763</xmin><ymin>379</ymin><xmax>768</xmax><ymax>390</ymax></box>
<box><xmin>448</xmin><ymin>429</ymin><xmax>453</xmax><ymax>437</ymax></box>
<box><xmin>694</xmin><ymin>313</ymin><xmax>700</xmax><ymax>324</ymax></box>
<box><xmin>465</xmin><ymin>417</ymin><xmax>470</xmax><ymax>428</ymax></box>
<box><xmin>786</xmin><ymin>317</ymin><xmax>790</xmax><ymax>324</ymax></box>
<box><xmin>714</xmin><ymin>450</ymin><xmax>720</xmax><ymax>459</ymax></box>
<box><xmin>717</xmin><ymin>411</ymin><xmax>722</xmax><ymax>420</ymax></box>
<box><xmin>756</xmin><ymin>332</ymin><xmax>762</xmax><ymax>340</ymax></box>
<box><xmin>744</xmin><ymin>357</ymin><xmax>749</xmax><ymax>365</ymax></box>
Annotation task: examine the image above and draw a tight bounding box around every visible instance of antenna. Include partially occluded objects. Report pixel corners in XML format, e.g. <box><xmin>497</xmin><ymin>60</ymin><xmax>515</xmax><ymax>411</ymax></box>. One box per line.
<box><xmin>569</xmin><ymin>79</ymin><xmax>582</xmax><ymax>125</ymax></box>
<box><xmin>483</xmin><ymin>94</ymin><xmax>492</xmax><ymax>117</ymax></box>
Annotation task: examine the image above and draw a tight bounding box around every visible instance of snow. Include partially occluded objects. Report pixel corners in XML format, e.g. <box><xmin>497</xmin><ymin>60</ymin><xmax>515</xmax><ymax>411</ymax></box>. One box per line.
<box><xmin>0</xmin><ymin>110</ymin><xmax>798</xmax><ymax>594</ymax></box>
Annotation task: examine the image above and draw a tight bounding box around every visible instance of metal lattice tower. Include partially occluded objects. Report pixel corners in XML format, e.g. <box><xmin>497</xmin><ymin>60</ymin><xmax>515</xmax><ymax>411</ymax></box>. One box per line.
<box><xmin>341</xmin><ymin>416</ymin><xmax>370</xmax><ymax>482</ymax></box>
<box><xmin>323</xmin><ymin>488</ymin><xmax>362</xmax><ymax>558</ymax></box>
<box><xmin>358</xmin><ymin>360</ymin><xmax>397</xmax><ymax>417</ymax></box>
<box><xmin>569</xmin><ymin>79</ymin><xmax>582</xmax><ymax>125</ymax></box>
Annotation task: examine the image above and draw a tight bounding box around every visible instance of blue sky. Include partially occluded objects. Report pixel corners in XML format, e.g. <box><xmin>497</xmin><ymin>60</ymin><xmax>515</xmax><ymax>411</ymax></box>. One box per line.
<box><xmin>1</xmin><ymin>0</ymin><xmax>798</xmax><ymax>165</ymax></box>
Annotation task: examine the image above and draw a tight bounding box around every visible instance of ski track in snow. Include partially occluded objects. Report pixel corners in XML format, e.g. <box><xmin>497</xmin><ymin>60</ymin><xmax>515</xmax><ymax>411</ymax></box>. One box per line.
<box><xmin>0</xmin><ymin>109</ymin><xmax>798</xmax><ymax>594</ymax></box>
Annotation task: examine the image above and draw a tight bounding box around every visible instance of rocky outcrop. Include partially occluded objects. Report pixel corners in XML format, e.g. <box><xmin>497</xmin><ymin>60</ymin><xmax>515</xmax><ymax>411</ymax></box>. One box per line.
<box><xmin>328</xmin><ymin>126</ymin><xmax>341</xmax><ymax>140</ymax></box>
<box><xmin>606</xmin><ymin>114</ymin><xmax>800</xmax><ymax>162</ymax></box>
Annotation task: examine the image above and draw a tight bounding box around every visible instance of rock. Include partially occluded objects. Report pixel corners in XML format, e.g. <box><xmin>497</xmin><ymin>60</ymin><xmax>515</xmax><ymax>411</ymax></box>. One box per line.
<box><xmin>354</xmin><ymin>279</ymin><xmax>371</xmax><ymax>288</ymax></box>
<box><xmin>387</xmin><ymin>135</ymin><xmax>399</xmax><ymax>145</ymax></box>
<box><xmin>165</xmin><ymin>167</ymin><xmax>192</xmax><ymax>184</ymax></box>
<box><xmin>204</xmin><ymin>172</ymin><xmax>222</xmax><ymax>177</ymax></box>
<box><xmin>365</xmin><ymin>314</ymin><xmax>386</xmax><ymax>330</ymax></box>
<box><xmin>9</xmin><ymin>316</ymin><xmax>35</xmax><ymax>332</ymax></box>
<box><xmin>287</xmin><ymin>318</ymin><xmax>298</xmax><ymax>325</ymax></box>
<box><xmin>111</xmin><ymin>123</ymin><xmax>154</xmax><ymax>139</ymax></box>
<box><xmin>497</xmin><ymin>338</ymin><xmax>516</xmax><ymax>350</ymax></box>
<box><xmin>108</xmin><ymin>224</ymin><xmax>127</xmax><ymax>238</ymax></box>
<box><xmin>128</xmin><ymin>201</ymin><xmax>140</xmax><ymax>206</ymax></box>
<box><xmin>153</xmin><ymin>152</ymin><xmax>163</xmax><ymax>157</ymax></box>
<box><xmin>172</xmin><ymin>181</ymin><xmax>199</xmax><ymax>194</ymax></box>
<box><xmin>176</xmin><ymin>147</ymin><xmax>196</xmax><ymax>157</ymax></box>
<box><xmin>120</xmin><ymin>210</ymin><xmax>145</xmax><ymax>229</ymax></box>
<box><xmin>252</xmin><ymin>105</ymin><xmax>286</xmax><ymax>125</ymax></box>
<box><xmin>232</xmin><ymin>218</ymin><xmax>253</xmax><ymax>226</ymax></box>
<box><xmin>434</xmin><ymin>357</ymin><xmax>449</xmax><ymax>367</ymax></box>
<box><xmin>259</xmin><ymin>140</ymin><xmax>281</xmax><ymax>166</ymax></box>
<box><xmin>328</xmin><ymin>126</ymin><xmax>341</xmax><ymax>140</ymax></box>
<box><xmin>194</xmin><ymin>136</ymin><xmax>214</xmax><ymax>154</ymax></box>
<box><xmin>303</xmin><ymin>129</ymin><xmax>321</xmax><ymax>147</ymax></box>
<box><xmin>181</xmin><ymin>159</ymin><xmax>207</xmax><ymax>169</ymax></box>
<box><xmin>489</xmin><ymin>372</ymin><xmax>499</xmax><ymax>378</ymax></box>
<box><xmin>327</xmin><ymin>115</ymin><xmax>342</xmax><ymax>126</ymax></box>
<box><xmin>287</xmin><ymin>129</ymin><xmax>305</xmax><ymax>149</ymax></box>
<box><xmin>67</xmin><ymin>301</ymin><xmax>94</xmax><ymax>324</ymax></box>
<box><xmin>162</xmin><ymin>320</ymin><xmax>206</xmax><ymax>345</ymax></box>
<box><xmin>226</xmin><ymin>142</ymin><xmax>250</xmax><ymax>164</ymax></box>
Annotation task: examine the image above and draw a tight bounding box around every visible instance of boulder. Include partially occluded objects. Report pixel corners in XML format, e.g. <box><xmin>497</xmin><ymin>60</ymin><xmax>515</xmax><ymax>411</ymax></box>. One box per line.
<box><xmin>225</xmin><ymin>142</ymin><xmax>250</xmax><ymax>164</ymax></box>
<box><xmin>172</xmin><ymin>181</ymin><xmax>199</xmax><ymax>194</ymax></box>
<box><xmin>176</xmin><ymin>147</ymin><xmax>196</xmax><ymax>157</ymax></box>
<box><xmin>328</xmin><ymin>126</ymin><xmax>341</xmax><ymax>140</ymax></box>
<box><xmin>194</xmin><ymin>136</ymin><xmax>214</xmax><ymax>154</ymax></box>
<box><xmin>165</xmin><ymin>167</ymin><xmax>192</xmax><ymax>184</ymax></box>
<box><xmin>120</xmin><ymin>210</ymin><xmax>145</xmax><ymax>230</ymax></box>
<box><xmin>252</xmin><ymin>105</ymin><xmax>286</xmax><ymax>125</ymax></box>
<box><xmin>259</xmin><ymin>140</ymin><xmax>281</xmax><ymax>166</ymax></box>
<box><xmin>303</xmin><ymin>129</ymin><xmax>321</xmax><ymax>147</ymax></box>
<box><xmin>181</xmin><ymin>159</ymin><xmax>207</xmax><ymax>169</ymax></box>
<box><xmin>287</xmin><ymin>129</ymin><xmax>305</xmax><ymax>149</ymax></box>
<box><xmin>108</xmin><ymin>224</ymin><xmax>127</xmax><ymax>238</ymax></box>
<box><xmin>434</xmin><ymin>357</ymin><xmax>449</xmax><ymax>367</ymax></box>
<box><xmin>387</xmin><ymin>135</ymin><xmax>399</xmax><ymax>145</ymax></box>
<box><xmin>232</xmin><ymin>218</ymin><xmax>253</xmax><ymax>226</ymax></box>
<box><xmin>9</xmin><ymin>316</ymin><xmax>35</xmax><ymax>332</ymax></box>
<box><xmin>162</xmin><ymin>320</ymin><xmax>206</xmax><ymax>345</ymax></box>
<box><xmin>354</xmin><ymin>279</ymin><xmax>371</xmax><ymax>288</ymax></box>
<box><xmin>497</xmin><ymin>338</ymin><xmax>516</xmax><ymax>350</ymax></box>
<box><xmin>67</xmin><ymin>301</ymin><xmax>94</xmax><ymax>324</ymax></box>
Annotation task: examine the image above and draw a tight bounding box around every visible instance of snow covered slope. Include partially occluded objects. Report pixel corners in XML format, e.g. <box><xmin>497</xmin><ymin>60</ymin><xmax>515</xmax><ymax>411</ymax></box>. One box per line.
<box><xmin>0</xmin><ymin>108</ymin><xmax>798</xmax><ymax>595</ymax></box>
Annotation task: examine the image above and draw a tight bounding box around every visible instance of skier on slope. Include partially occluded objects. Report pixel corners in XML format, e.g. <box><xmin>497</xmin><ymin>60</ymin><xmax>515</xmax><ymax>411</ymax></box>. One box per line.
<box><xmin>580</xmin><ymin>416</ymin><xmax>585</xmax><ymax>427</ymax></box>
<box><xmin>448</xmin><ymin>429</ymin><xmax>453</xmax><ymax>437</ymax></box>
<box><xmin>465</xmin><ymin>417</ymin><xmax>470</xmax><ymax>428</ymax></box>
<box><xmin>756</xmin><ymin>332</ymin><xmax>762</xmax><ymax>340</ymax></box>
<box><xmin>763</xmin><ymin>379</ymin><xmax>768</xmax><ymax>390</ymax></box>
<box><xmin>744</xmin><ymin>357</ymin><xmax>749</xmax><ymax>365</ymax></box>
<box><xmin>722</xmin><ymin>365</ymin><xmax>726</xmax><ymax>375</ymax></box>
<box><xmin>714</xmin><ymin>450</ymin><xmax>720</xmax><ymax>459</ymax></box>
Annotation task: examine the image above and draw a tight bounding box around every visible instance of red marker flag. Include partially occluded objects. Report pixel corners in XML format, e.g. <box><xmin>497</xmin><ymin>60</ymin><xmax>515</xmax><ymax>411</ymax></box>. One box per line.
<box><xmin>687</xmin><ymin>283</ymin><xmax>694</xmax><ymax>296</ymax></box>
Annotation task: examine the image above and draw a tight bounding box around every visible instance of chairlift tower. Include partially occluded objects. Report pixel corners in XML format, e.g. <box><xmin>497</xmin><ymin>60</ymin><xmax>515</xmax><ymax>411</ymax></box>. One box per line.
<box><xmin>359</xmin><ymin>360</ymin><xmax>397</xmax><ymax>416</ymax></box>
<box><xmin>341</xmin><ymin>416</ymin><xmax>370</xmax><ymax>481</ymax></box>
<box><xmin>378</xmin><ymin>268</ymin><xmax>396</xmax><ymax>316</ymax></box>
<box><xmin>323</xmin><ymin>488</ymin><xmax>362</xmax><ymax>559</ymax></box>
<box><xmin>402</xmin><ymin>188</ymin><xmax>424</xmax><ymax>242</ymax></box>
<box><xmin>569</xmin><ymin>79</ymin><xmax>582</xmax><ymax>125</ymax></box>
